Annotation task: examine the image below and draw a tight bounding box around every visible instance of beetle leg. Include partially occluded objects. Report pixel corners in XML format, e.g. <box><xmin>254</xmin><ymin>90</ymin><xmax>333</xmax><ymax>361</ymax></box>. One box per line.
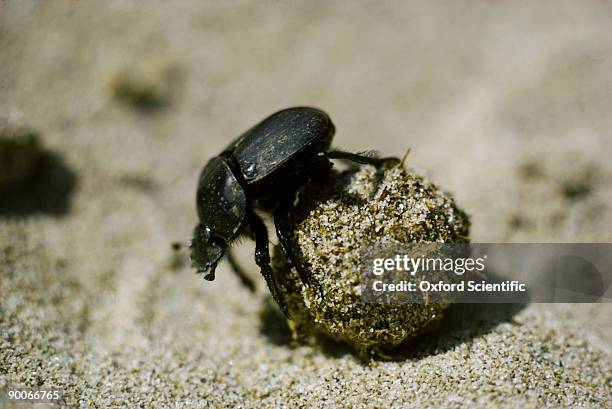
<box><xmin>225</xmin><ymin>248</ymin><xmax>256</xmax><ymax>293</ymax></box>
<box><xmin>274</xmin><ymin>201</ymin><xmax>321</xmax><ymax>294</ymax></box>
<box><xmin>326</xmin><ymin>150</ymin><xmax>399</xmax><ymax>167</ymax></box>
<box><xmin>249</xmin><ymin>212</ymin><xmax>289</xmax><ymax>316</ymax></box>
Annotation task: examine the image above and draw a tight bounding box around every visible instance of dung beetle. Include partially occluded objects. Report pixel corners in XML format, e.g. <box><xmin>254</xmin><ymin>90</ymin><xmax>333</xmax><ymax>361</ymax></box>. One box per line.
<box><xmin>190</xmin><ymin>107</ymin><xmax>397</xmax><ymax>314</ymax></box>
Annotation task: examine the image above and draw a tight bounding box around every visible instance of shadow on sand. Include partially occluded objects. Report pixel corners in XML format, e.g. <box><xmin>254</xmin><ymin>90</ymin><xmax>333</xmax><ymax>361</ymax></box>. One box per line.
<box><xmin>0</xmin><ymin>151</ymin><xmax>77</xmax><ymax>217</ymax></box>
<box><xmin>259</xmin><ymin>300</ymin><xmax>526</xmax><ymax>363</ymax></box>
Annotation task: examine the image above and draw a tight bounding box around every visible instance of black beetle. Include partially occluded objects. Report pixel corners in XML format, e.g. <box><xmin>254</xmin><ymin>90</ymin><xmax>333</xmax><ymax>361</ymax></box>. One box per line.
<box><xmin>190</xmin><ymin>107</ymin><xmax>396</xmax><ymax>313</ymax></box>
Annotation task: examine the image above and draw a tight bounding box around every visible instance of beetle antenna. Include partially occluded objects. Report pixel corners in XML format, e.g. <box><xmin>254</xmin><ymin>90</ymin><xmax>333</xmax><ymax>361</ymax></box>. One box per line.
<box><xmin>399</xmin><ymin>147</ymin><xmax>412</xmax><ymax>169</ymax></box>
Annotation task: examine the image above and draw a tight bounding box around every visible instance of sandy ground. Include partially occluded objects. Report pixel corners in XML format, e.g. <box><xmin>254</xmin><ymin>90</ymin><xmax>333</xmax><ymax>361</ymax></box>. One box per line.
<box><xmin>1</xmin><ymin>1</ymin><xmax>611</xmax><ymax>407</ymax></box>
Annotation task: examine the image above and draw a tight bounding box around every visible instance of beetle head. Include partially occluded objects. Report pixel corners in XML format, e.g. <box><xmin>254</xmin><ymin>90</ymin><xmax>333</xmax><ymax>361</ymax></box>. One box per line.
<box><xmin>190</xmin><ymin>224</ymin><xmax>224</xmax><ymax>280</ymax></box>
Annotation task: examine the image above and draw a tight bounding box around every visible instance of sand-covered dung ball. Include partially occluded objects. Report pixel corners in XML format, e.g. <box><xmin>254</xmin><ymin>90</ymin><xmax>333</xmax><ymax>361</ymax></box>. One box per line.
<box><xmin>0</xmin><ymin>117</ymin><xmax>41</xmax><ymax>193</ymax></box>
<box><xmin>272</xmin><ymin>163</ymin><xmax>470</xmax><ymax>352</ymax></box>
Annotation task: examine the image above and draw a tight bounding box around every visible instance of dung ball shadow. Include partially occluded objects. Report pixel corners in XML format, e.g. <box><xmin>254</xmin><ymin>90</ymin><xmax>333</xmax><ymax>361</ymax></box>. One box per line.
<box><xmin>258</xmin><ymin>297</ymin><xmax>526</xmax><ymax>362</ymax></box>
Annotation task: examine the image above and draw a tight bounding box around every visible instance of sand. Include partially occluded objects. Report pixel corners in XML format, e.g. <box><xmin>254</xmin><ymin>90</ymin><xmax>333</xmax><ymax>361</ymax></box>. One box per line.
<box><xmin>1</xmin><ymin>1</ymin><xmax>611</xmax><ymax>408</ymax></box>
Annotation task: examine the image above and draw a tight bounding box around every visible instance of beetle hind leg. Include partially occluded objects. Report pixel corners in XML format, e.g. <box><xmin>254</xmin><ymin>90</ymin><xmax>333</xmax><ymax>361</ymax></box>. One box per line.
<box><xmin>326</xmin><ymin>149</ymin><xmax>399</xmax><ymax>167</ymax></box>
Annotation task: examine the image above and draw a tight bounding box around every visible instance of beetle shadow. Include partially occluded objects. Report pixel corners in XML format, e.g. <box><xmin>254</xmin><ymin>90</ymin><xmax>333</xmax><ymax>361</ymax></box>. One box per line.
<box><xmin>258</xmin><ymin>300</ymin><xmax>356</xmax><ymax>359</ymax></box>
<box><xmin>0</xmin><ymin>151</ymin><xmax>78</xmax><ymax>217</ymax></box>
<box><xmin>258</xmin><ymin>299</ymin><xmax>294</xmax><ymax>346</ymax></box>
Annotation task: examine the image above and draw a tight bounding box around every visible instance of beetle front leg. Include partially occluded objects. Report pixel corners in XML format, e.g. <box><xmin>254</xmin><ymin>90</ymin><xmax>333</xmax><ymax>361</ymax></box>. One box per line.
<box><xmin>274</xmin><ymin>201</ymin><xmax>321</xmax><ymax>294</ymax></box>
<box><xmin>248</xmin><ymin>212</ymin><xmax>289</xmax><ymax>316</ymax></box>
<box><xmin>326</xmin><ymin>150</ymin><xmax>399</xmax><ymax>167</ymax></box>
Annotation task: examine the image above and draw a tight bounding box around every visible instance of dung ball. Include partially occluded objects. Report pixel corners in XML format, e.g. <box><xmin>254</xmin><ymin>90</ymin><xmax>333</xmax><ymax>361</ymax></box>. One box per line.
<box><xmin>272</xmin><ymin>163</ymin><xmax>470</xmax><ymax>354</ymax></box>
